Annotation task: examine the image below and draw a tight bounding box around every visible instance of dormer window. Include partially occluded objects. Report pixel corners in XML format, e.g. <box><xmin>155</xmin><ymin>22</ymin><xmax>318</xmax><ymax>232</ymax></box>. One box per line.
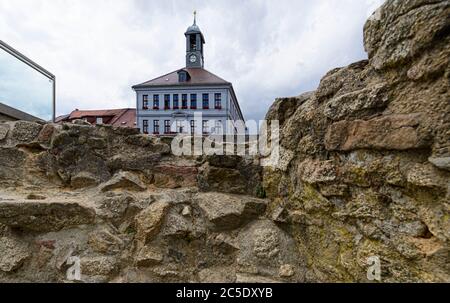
<box><xmin>179</xmin><ymin>72</ymin><xmax>186</xmax><ymax>82</ymax></box>
<box><xmin>178</xmin><ymin>70</ymin><xmax>190</xmax><ymax>83</ymax></box>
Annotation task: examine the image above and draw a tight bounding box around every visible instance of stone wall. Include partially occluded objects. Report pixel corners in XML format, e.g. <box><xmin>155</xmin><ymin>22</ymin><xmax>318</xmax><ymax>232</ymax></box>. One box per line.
<box><xmin>0</xmin><ymin>0</ymin><xmax>448</xmax><ymax>283</ymax></box>
<box><xmin>0</xmin><ymin>120</ymin><xmax>285</xmax><ymax>283</ymax></box>
<box><xmin>263</xmin><ymin>0</ymin><xmax>449</xmax><ymax>282</ymax></box>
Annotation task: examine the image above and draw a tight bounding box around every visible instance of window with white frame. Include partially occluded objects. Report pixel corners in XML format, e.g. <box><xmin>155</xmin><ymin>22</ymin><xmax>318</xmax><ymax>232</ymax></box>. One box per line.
<box><xmin>214</xmin><ymin>120</ymin><xmax>222</xmax><ymax>134</ymax></box>
<box><xmin>164</xmin><ymin>120</ymin><xmax>171</xmax><ymax>134</ymax></box>
<box><xmin>143</xmin><ymin>95</ymin><xmax>149</xmax><ymax>109</ymax></box>
<box><xmin>143</xmin><ymin>120</ymin><xmax>149</xmax><ymax>134</ymax></box>
<box><xmin>153</xmin><ymin>95</ymin><xmax>160</xmax><ymax>109</ymax></box>
<box><xmin>190</xmin><ymin>120</ymin><xmax>196</xmax><ymax>134</ymax></box>
<box><xmin>214</xmin><ymin>93</ymin><xmax>222</xmax><ymax>109</ymax></box>
<box><xmin>202</xmin><ymin>94</ymin><xmax>209</xmax><ymax>109</ymax></box>
<box><xmin>176</xmin><ymin>120</ymin><xmax>185</xmax><ymax>133</ymax></box>
<box><xmin>202</xmin><ymin>120</ymin><xmax>209</xmax><ymax>134</ymax></box>
<box><xmin>153</xmin><ymin>120</ymin><xmax>159</xmax><ymax>134</ymax></box>
<box><xmin>173</xmin><ymin>94</ymin><xmax>179</xmax><ymax>109</ymax></box>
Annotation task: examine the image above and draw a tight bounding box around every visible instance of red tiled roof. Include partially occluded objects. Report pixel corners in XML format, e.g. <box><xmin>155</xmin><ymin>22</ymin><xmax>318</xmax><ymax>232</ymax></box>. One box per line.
<box><xmin>109</xmin><ymin>108</ymin><xmax>136</xmax><ymax>128</ymax></box>
<box><xmin>132</xmin><ymin>68</ymin><xmax>230</xmax><ymax>88</ymax></box>
<box><xmin>54</xmin><ymin>114</ymin><xmax>70</xmax><ymax>123</ymax></box>
<box><xmin>56</xmin><ymin>108</ymin><xmax>136</xmax><ymax>128</ymax></box>
<box><xmin>68</xmin><ymin>109</ymin><xmax>123</xmax><ymax>119</ymax></box>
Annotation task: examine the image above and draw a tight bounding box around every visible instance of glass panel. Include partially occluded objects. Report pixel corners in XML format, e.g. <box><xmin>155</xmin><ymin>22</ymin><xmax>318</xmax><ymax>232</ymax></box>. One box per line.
<box><xmin>182</xmin><ymin>94</ymin><xmax>188</xmax><ymax>108</ymax></box>
<box><xmin>190</xmin><ymin>94</ymin><xmax>197</xmax><ymax>109</ymax></box>
<box><xmin>215</xmin><ymin>93</ymin><xmax>222</xmax><ymax>109</ymax></box>
<box><xmin>153</xmin><ymin>95</ymin><xmax>159</xmax><ymax>108</ymax></box>
<box><xmin>0</xmin><ymin>48</ymin><xmax>52</xmax><ymax>121</ymax></box>
<box><xmin>164</xmin><ymin>94</ymin><xmax>170</xmax><ymax>109</ymax></box>
<box><xmin>203</xmin><ymin>94</ymin><xmax>209</xmax><ymax>108</ymax></box>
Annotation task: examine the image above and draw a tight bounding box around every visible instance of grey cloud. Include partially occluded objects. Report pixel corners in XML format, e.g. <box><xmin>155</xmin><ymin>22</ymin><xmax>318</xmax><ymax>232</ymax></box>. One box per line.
<box><xmin>0</xmin><ymin>0</ymin><xmax>384</xmax><ymax>121</ymax></box>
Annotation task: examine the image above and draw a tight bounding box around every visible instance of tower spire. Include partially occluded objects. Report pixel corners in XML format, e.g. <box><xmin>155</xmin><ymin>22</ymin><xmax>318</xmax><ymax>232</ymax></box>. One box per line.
<box><xmin>185</xmin><ymin>11</ymin><xmax>204</xmax><ymax>68</ymax></box>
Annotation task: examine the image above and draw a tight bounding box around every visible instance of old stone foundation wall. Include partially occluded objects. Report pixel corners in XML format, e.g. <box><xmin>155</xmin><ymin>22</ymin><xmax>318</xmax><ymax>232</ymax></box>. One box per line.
<box><xmin>262</xmin><ymin>0</ymin><xmax>449</xmax><ymax>282</ymax></box>
<box><xmin>0</xmin><ymin>0</ymin><xmax>448</xmax><ymax>282</ymax></box>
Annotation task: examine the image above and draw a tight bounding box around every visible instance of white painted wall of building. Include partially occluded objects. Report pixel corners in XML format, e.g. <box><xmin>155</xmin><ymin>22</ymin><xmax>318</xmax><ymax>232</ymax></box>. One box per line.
<box><xmin>135</xmin><ymin>85</ymin><xmax>243</xmax><ymax>135</ymax></box>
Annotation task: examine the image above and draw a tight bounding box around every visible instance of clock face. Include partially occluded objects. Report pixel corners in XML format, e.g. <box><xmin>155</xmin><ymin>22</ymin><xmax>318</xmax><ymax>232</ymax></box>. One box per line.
<box><xmin>190</xmin><ymin>55</ymin><xmax>197</xmax><ymax>63</ymax></box>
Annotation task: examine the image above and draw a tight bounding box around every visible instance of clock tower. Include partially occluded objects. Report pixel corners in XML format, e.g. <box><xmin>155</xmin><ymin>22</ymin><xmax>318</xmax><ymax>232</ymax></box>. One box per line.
<box><xmin>133</xmin><ymin>11</ymin><xmax>246</xmax><ymax>137</ymax></box>
<box><xmin>185</xmin><ymin>11</ymin><xmax>205</xmax><ymax>68</ymax></box>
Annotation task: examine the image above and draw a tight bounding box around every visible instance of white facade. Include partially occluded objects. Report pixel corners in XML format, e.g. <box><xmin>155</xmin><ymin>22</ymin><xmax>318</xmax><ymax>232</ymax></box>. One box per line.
<box><xmin>135</xmin><ymin>85</ymin><xmax>243</xmax><ymax>135</ymax></box>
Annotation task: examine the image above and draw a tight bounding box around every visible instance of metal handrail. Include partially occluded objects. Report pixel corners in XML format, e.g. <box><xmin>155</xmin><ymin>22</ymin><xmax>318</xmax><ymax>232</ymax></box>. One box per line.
<box><xmin>0</xmin><ymin>40</ymin><xmax>56</xmax><ymax>122</ymax></box>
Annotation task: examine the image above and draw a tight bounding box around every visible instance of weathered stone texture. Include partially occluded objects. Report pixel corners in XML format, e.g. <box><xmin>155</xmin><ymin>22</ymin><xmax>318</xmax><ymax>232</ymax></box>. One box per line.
<box><xmin>324</xmin><ymin>114</ymin><xmax>430</xmax><ymax>151</ymax></box>
<box><xmin>263</xmin><ymin>0</ymin><xmax>450</xmax><ymax>282</ymax></box>
<box><xmin>0</xmin><ymin>201</ymin><xmax>96</xmax><ymax>232</ymax></box>
<box><xmin>0</xmin><ymin>0</ymin><xmax>448</xmax><ymax>283</ymax></box>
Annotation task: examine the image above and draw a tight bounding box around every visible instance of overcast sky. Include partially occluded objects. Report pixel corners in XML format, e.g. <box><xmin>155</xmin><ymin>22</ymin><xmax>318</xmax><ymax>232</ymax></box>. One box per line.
<box><xmin>0</xmin><ymin>0</ymin><xmax>384</xmax><ymax>121</ymax></box>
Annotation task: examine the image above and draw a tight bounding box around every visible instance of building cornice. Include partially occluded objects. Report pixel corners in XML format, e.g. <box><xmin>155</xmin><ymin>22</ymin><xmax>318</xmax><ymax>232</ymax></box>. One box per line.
<box><xmin>132</xmin><ymin>83</ymin><xmax>232</xmax><ymax>91</ymax></box>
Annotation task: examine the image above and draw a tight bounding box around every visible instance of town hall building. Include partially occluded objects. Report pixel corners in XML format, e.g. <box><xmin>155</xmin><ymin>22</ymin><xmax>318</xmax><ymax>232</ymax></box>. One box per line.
<box><xmin>132</xmin><ymin>14</ymin><xmax>245</xmax><ymax>136</ymax></box>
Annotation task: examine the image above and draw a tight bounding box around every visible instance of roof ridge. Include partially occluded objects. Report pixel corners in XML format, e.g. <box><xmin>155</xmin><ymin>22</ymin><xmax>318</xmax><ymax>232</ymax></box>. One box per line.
<box><xmin>68</xmin><ymin>108</ymin><xmax>126</xmax><ymax>120</ymax></box>
<box><xmin>133</xmin><ymin>67</ymin><xmax>231</xmax><ymax>88</ymax></box>
<box><xmin>70</xmin><ymin>108</ymin><xmax>132</xmax><ymax>113</ymax></box>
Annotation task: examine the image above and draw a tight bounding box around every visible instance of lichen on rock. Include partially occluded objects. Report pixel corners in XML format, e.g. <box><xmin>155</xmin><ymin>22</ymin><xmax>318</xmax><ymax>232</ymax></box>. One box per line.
<box><xmin>263</xmin><ymin>0</ymin><xmax>450</xmax><ymax>282</ymax></box>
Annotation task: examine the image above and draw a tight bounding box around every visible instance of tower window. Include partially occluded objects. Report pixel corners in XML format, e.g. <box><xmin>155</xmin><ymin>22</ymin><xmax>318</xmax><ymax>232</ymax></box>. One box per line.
<box><xmin>202</xmin><ymin>94</ymin><xmax>209</xmax><ymax>109</ymax></box>
<box><xmin>190</xmin><ymin>35</ymin><xmax>197</xmax><ymax>51</ymax></box>
<box><xmin>182</xmin><ymin>94</ymin><xmax>188</xmax><ymax>109</ymax></box>
<box><xmin>190</xmin><ymin>94</ymin><xmax>197</xmax><ymax>109</ymax></box>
